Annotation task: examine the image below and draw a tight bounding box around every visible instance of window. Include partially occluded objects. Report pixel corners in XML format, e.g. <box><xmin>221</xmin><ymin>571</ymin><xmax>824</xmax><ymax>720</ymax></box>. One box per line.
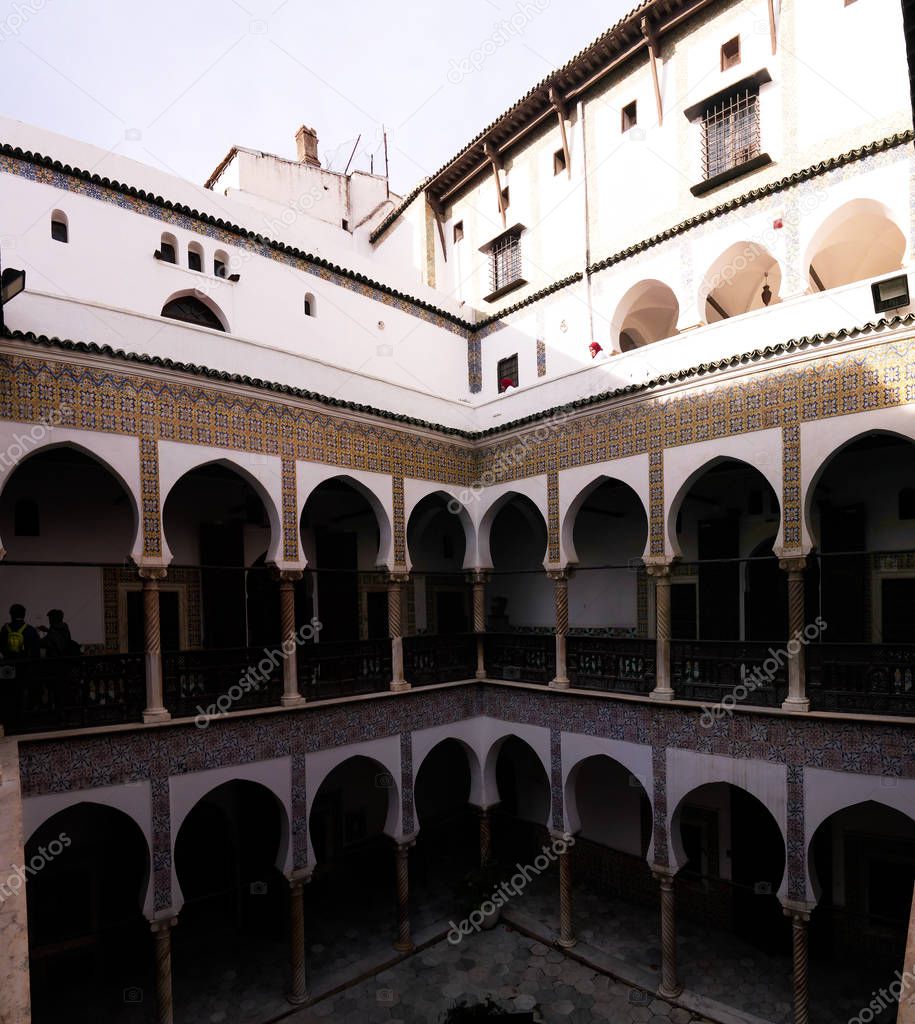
<box><xmin>453</xmin><ymin>221</ymin><xmax>464</xmax><ymax>244</ymax></box>
<box><xmin>303</xmin><ymin>293</ymin><xmax>315</xmax><ymax>317</ymax></box>
<box><xmin>497</xmin><ymin>354</ymin><xmax>519</xmax><ymax>393</ymax></box>
<box><xmin>553</xmin><ymin>149</ymin><xmax>567</xmax><ymax>175</ymax></box>
<box><xmin>622</xmin><ymin>101</ymin><xmax>638</xmax><ymax>132</ymax></box>
<box><xmin>721</xmin><ymin>36</ymin><xmax>740</xmax><ymax>71</ymax></box>
<box><xmin>50</xmin><ymin>212</ymin><xmax>68</xmax><ymax>243</ymax></box>
<box><xmin>500</xmin><ymin>186</ymin><xmax>510</xmax><ymax>210</ymax></box>
<box><xmin>187</xmin><ymin>243</ymin><xmax>203</xmax><ymax>272</ymax></box>
<box><xmin>213</xmin><ymin>250</ymin><xmax>228</xmax><ymax>278</ymax></box>
<box><xmin>486</xmin><ymin>229</ymin><xmax>524</xmax><ymax>299</ymax></box>
<box><xmin>701</xmin><ymin>86</ymin><xmax>760</xmax><ymax>181</ymax></box>
<box><xmin>13</xmin><ymin>498</ymin><xmax>39</xmax><ymax>536</ymax></box>
<box><xmin>161</xmin><ymin>295</ymin><xmax>226</xmax><ymax>331</ymax></box>
<box><xmin>157</xmin><ymin>232</ymin><xmax>177</xmax><ymax>264</ymax></box>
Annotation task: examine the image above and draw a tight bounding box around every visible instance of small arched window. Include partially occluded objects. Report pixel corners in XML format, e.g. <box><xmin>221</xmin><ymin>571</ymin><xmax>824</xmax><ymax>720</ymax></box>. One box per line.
<box><xmin>213</xmin><ymin>250</ymin><xmax>228</xmax><ymax>278</ymax></box>
<box><xmin>161</xmin><ymin>295</ymin><xmax>226</xmax><ymax>332</ymax></box>
<box><xmin>158</xmin><ymin>232</ymin><xmax>177</xmax><ymax>264</ymax></box>
<box><xmin>14</xmin><ymin>497</ymin><xmax>40</xmax><ymax>536</ymax></box>
<box><xmin>187</xmin><ymin>242</ymin><xmax>204</xmax><ymax>272</ymax></box>
<box><xmin>51</xmin><ymin>211</ymin><xmax>68</xmax><ymax>243</ymax></box>
<box><xmin>304</xmin><ymin>293</ymin><xmax>315</xmax><ymax>317</ymax></box>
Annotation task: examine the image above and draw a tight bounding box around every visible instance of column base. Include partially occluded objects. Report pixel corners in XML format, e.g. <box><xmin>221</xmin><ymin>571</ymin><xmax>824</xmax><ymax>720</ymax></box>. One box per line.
<box><xmin>143</xmin><ymin>707</ymin><xmax>171</xmax><ymax>724</ymax></box>
<box><xmin>549</xmin><ymin>677</ymin><xmax>570</xmax><ymax>690</ymax></box>
<box><xmin>390</xmin><ymin>680</ymin><xmax>411</xmax><ymax>692</ymax></box>
<box><xmin>557</xmin><ymin>936</ymin><xmax>577</xmax><ymax>949</ymax></box>
<box><xmin>649</xmin><ymin>687</ymin><xmax>674</xmax><ymax>702</ymax></box>
<box><xmin>475</xmin><ymin>669</ymin><xmax>487</xmax><ymax>680</ymax></box>
<box><xmin>781</xmin><ymin>696</ymin><xmax>810</xmax><ymax>713</ymax></box>
<box><xmin>657</xmin><ymin>983</ymin><xmax>683</xmax><ymax>1000</ymax></box>
<box><xmin>393</xmin><ymin>939</ymin><xmax>414</xmax><ymax>954</ymax></box>
<box><xmin>281</xmin><ymin>694</ymin><xmax>306</xmax><ymax>707</ymax></box>
<box><xmin>286</xmin><ymin>991</ymin><xmax>309</xmax><ymax>1006</ymax></box>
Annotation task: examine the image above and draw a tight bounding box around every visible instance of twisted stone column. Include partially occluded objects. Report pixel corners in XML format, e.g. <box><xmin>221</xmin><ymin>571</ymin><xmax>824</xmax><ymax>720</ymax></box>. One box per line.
<box><xmin>393</xmin><ymin>839</ymin><xmax>414</xmax><ymax>952</ymax></box>
<box><xmin>548</xmin><ymin>569</ymin><xmax>570</xmax><ymax>689</ymax></box>
<box><xmin>648</xmin><ymin>562</ymin><xmax>674</xmax><ymax>701</ymax></box>
<box><xmin>277</xmin><ymin>570</ymin><xmax>305</xmax><ymax>706</ymax></box>
<box><xmin>557</xmin><ymin>841</ymin><xmax>576</xmax><ymax>948</ymax></box>
<box><xmin>780</xmin><ymin>557</ymin><xmax>810</xmax><ymax>712</ymax></box>
<box><xmin>478</xmin><ymin>805</ymin><xmax>493</xmax><ymax>866</ymax></box>
<box><xmin>140</xmin><ymin>567</ymin><xmax>170</xmax><ymax>723</ymax></box>
<box><xmin>471</xmin><ymin>570</ymin><xmax>488</xmax><ymax>679</ymax></box>
<box><xmin>287</xmin><ymin>878</ymin><xmax>308</xmax><ymax>1004</ymax></box>
<box><xmin>150</xmin><ymin>917</ymin><xmax>177</xmax><ymax>1024</ymax></box>
<box><xmin>653</xmin><ymin>869</ymin><xmax>682</xmax><ymax>998</ymax></box>
<box><xmin>783</xmin><ymin>904</ymin><xmax>812</xmax><ymax>1024</ymax></box>
<box><xmin>388</xmin><ymin>572</ymin><xmax>410</xmax><ymax>692</ymax></box>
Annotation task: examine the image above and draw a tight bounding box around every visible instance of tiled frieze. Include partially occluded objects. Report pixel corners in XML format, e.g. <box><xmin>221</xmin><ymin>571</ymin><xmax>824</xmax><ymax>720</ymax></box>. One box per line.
<box><xmin>281</xmin><ymin>456</ymin><xmax>299</xmax><ymax>561</ymax></box>
<box><xmin>392</xmin><ymin>470</ymin><xmax>406</xmax><ymax>567</ymax></box>
<box><xmin>547</xmin><ymin>469</ymin><xmax>560</xmax><ymax>564</ymax></box>
<box><xmin>550</xmin><ymin>727</ymin><xmax>563</xmax><ymax>832</ymax></box>
<box><xmin>400</xmin><ymin>731</ymin><xmax>415</xmax><ymax>836</ymax></box>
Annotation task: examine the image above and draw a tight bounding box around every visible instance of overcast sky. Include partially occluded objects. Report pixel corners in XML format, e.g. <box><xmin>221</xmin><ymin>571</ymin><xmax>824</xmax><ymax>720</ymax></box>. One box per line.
<box><xmin>0</xmin><ymin>0</ymin><xmax>634</xmax><ymax>195</ymax></box>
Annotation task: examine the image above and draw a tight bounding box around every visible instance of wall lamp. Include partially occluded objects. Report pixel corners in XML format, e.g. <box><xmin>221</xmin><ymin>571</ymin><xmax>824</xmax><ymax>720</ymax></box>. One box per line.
<box><xmin>871</xmin><ymin>274</ymin><xmax>909</xmax><ymax>314</ymax></box>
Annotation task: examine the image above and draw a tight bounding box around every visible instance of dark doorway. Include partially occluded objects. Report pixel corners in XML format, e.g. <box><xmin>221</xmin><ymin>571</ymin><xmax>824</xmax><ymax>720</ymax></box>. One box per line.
<box><xmin>819</xmin><ymin>503</ymin><xmax>867</xmax><ymax>642</ymax></box>
<box><xmin>436</xmin><ymin>590</ymin><xmax>469</xmax><ymax>634</ymax></box>
<box><xmin>881</xmin><ymin>577</ymin><xmax>915</xmax><ymax>642</ymax></box>
<box><xmin>730</xmin><ymin>787</ymin><xmax>787</xmax><ymax>953</ymax></box>
<box><xmin>315</xmin><ymin>529</ymin><xmax>358</xmax><ymax>642</ymax></box>
<box><xmin>698</xmin><ymin>516</ymin><xmax>739</xmax><ymax>639</ymax></box>
<box><xmin>200</xmin><ymin>521</ymin><xmax>245</xmax><ymax>649</ymax></box>
<box><xmin>366</xmin><ymin>590</ymin><xmax>388</xmax><ymax>640</ymax></box>
<box><xmin>671</xmin><ymin>581</ymin><xmax>698</xmax><ymax>639</ymax></box>
<box><xmin>745</xmin><ymin>538</ymin><xmax>786</xmax><ymax>641</ymax></box>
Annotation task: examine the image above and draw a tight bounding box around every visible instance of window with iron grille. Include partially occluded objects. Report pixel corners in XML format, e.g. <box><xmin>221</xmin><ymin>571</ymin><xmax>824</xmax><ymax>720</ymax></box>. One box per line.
<box><xmin>489</xmin><ymin>232</ymin><xmax>522</xmax><ymax>295</ymax></box>
<box><xmin>701</xmin><ymin>87</ymin><xmax>760</xmax><ymax>180</ymax></box>
<box><xmin>497</xmin><ymin>354</ymin><xmax>518</xmax><ymax>392</ymax></box>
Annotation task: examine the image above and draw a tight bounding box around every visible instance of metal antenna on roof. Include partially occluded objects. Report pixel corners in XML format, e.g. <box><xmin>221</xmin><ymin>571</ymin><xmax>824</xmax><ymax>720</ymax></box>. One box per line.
<box><xmin>383</xmin><ymin>126</ymin><xmax>390</xmax><ymax>197</ymax></box>
<box><xmin>343</xmin><ymin>134</ymin><xmax>361</xmax><ymax>176</ymax></box>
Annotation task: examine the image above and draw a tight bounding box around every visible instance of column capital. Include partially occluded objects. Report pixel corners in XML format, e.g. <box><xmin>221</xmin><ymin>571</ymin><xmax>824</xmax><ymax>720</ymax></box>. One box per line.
<box><xmin>780</xmin><ymin>897</ymin><xmax>816</xmax><ymax>922</ymax></box>
<box><xmin>138</xmin><ymin>565</ymin><xmax>168</xmax><ymax>582</ymax></box>
<box><xmin>467</xmin><ymin>568</ymin><xmax>491</xmax><ymax>585</ymax></box>
<box><xmin>644</xmin><ymin>558</ymin><xmax>676</xmax><ymax>579</ymax></box>
<box><xmin>287</xmin><ymin>867</ymin><xmax>313</xmax><ymax>887</ymax></box>
<box><xmin>546</xmin><ymin>567</ymin><xmax>572</xmax><ymax>583</ymax></box>
<box><xmin>149</xmin><ymin>915</ymin><xmax>178</xmax><ymax>933</ymax></box>
<box><xmin>778</xmin><ymin>555</ymin><xmax>808</xmax><ymax>574</ymax></box>
<box><xmin>650</xmin><ymin>863</ymin><xmax>677</xmax><ymax>884</ymax></box>
<box><xmin>393</xmin><ymin>834</ymin><xmax>417</xmax><ymax>851</ymax></box>
<box><xmin>273</xmin><ymin>567</ymin><xmax>305</xmax><ymax>583</ymax></box>
<box><xmin>387</xmin><ymin>570</ymin><xmax>411</xmax><ymax>586</ymax></box>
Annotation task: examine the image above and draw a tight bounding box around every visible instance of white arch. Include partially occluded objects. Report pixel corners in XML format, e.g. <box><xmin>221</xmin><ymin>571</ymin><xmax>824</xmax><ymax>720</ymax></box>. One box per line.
<box><xmin>803</xmin><ymin>197</ymin><xmax>906</xmax><ymax>293</ymax></box>
<box><xmin>404</xmin><ymin>479</ymin><xmax>475</xmax><ymax>570</ymax></box>
<box><xmin>559</xmin><ymin>458</ymin><xmax>651</xmax><ymax>566</ymax></box>
<box><xmin>23</xmin><ymin>787</ymin><xmax>154</xmax><ymax>918</ymax></box>
<box><xmin>159</xmin><ymin>287</ymin><xmax>229</xmax><ymax>332</ymax></box>
<box><xmin>413</xmin><ymin>718</ymin><xmax>489</xmax><ymax>807</ymax></box>
<box><xmin>664</xmin><ymin>431</ymin><xmax>783</xmax><ymax>558</ymax></box>
<box><xmin>561</xmin><ymin>735</ymin><xmax>654</xmax><ymax>857</ymax></box>
<box><xmin>297</xmin><ymin>465</ymin><xmax>394</xmax><ymax>569</ymax></box>
<box><xmin>305</xmin><ymin>735</ymin><xmax>403</xmax><ymax>862</ymax></box>
<box><xmin>0</xmin><ymin>428</ymin><xmax>144</xmax><ymax>562</ymax></box>
<box><xmin>612</xmin><ymin>278</ymin><xmax>680</xmax><ymax>351</ymax></box>
<box><xmin>665</xmin><ymin>749</ymin><xmax>788</xmax><ymax>897</ymax></box>
<box><xmin>473</xmin><ymin>477</ymin><xmax>549</xmax><ymax>569</ymax></box>
<box><xmin>170</xmin><ymin>759</ymin><xmax>292</xmax><ymax>912</ymax></box>
<box><xmin>804</xmin><ymin>767</ymin><xmax>915</xmax><ymax>902</ymax></box>
<box><xmin>478</xmin><ymin>720</ymin><xmax>552</xmax><ymax>828</ymax></box>
<box><xmin>698</xmin><ymin>241</ymin><xmax>782</xmax><ymax>324</ymax></box>
<box><xmin>801</xmin><ymin>409</ymin><xmax>915</xmax><ymax>552</ymax></box>
<box><xmin>157</xmin><ymin>442</ymin><xmax>286</xmax><ymax>566</ymax></box>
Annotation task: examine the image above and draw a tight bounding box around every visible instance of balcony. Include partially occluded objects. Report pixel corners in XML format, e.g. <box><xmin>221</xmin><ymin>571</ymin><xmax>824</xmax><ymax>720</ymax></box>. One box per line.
<box><xmin>567</xmin><ymin>635</ymin><xmax>655</xmax><ymax>695</ymax></box>
<box><xmin>403</xmin><ymin>634</ymin><xmax>477</xmax><ymax>686</ymax></box>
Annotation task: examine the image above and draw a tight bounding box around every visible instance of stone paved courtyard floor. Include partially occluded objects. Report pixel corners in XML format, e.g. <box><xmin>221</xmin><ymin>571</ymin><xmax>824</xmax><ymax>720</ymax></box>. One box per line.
<box><xmin>288</xmin><ymin>924</ymin><xmax>716</xmax><ymax>1024</ymax></box>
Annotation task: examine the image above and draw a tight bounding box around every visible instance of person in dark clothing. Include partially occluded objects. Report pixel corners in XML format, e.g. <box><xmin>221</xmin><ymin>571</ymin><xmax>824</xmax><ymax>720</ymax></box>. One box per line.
<box><xmin>0</xmin><ymin>604</ymin><xmax>41</xmax><ymax>660</ymax></box>
<box><xmin>38</xmin><ymin>609</ymin><xmax>79</xmax><ymax>657</ymax></box>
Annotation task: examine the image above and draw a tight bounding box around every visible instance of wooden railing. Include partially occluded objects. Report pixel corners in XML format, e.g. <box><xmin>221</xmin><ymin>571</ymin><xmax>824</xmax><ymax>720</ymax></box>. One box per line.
<box><xmin>163</xmin><ymin>646</ymin><xmax>284</xmax><ymax>718</ymax></box>
<box><xmin>483</xmin><ymin>633</ymin><xmax>555</xmax><ymax>684</ymax></box>
<box><xmin>671</xmin><ymin>641</ymin><xmax>788</xmax><ymax>707</ymax></box>
<box><xmin>0</xmin><ymin>652</ymin><xmax>146</xmax><ymax>733</ymax></box>
<box><xmin>404</xmin><ymin>634</ymin><xmax>476</xmax><ymax>686</ymax></box>
<box><xmin>298</xmin><ymin>639</ymin><xmax>391</xmax><ymax>700</ymax></box>
<box><xmin>806</xmin><ymin>643</ymin><xmax>915</xmax><ymax>716</ymax></box>
<box><xmin>567</xmin><ymin>636</ymin><xmax>655</xmax><ymax>694</ymax></box>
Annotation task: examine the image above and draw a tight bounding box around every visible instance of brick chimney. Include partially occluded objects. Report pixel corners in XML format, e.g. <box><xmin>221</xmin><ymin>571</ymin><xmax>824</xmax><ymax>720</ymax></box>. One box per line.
<box><xmin>295</xmin><ymin>125</ymin><xmax>320</xmax><ymax>167</ymax></box>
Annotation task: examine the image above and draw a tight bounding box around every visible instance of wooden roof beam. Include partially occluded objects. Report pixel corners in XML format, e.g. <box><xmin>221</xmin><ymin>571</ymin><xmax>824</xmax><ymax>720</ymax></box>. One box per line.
<box><xmin>549</xmin><ymin>86</ymin><xmax>573</xmax><ymax>179</ymax></box>
<box><xmin>642</xmin><ymin>16</ymin><xmax>664</xmax><ymax>126</ymax></box>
